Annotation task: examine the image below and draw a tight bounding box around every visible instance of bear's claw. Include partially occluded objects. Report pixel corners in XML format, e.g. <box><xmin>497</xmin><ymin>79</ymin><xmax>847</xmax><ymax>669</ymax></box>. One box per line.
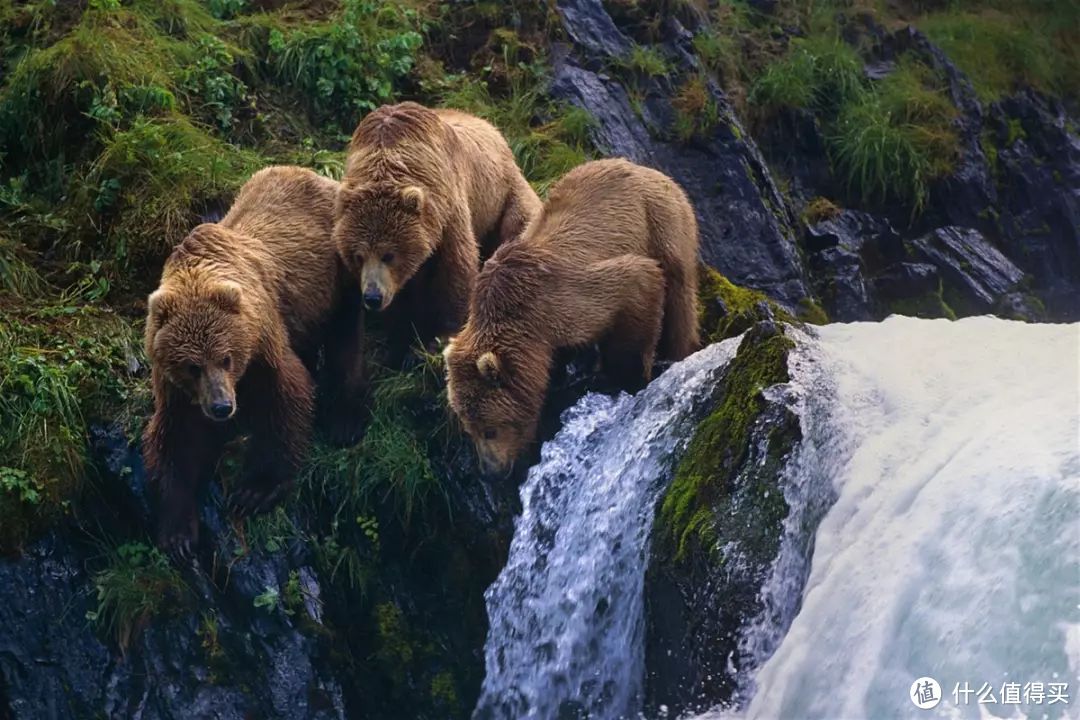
<box><xmin>229</xmin><ymin>482</ymin><xmax>289</xmax><ymax>518</ymax></box>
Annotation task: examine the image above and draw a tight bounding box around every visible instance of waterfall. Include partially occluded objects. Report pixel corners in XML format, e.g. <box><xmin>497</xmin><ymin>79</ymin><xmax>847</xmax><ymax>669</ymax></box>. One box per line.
<box><xmin>474</xmin><ymin>337</ymin><xmax>745</xmax><ymax>720</ymax></box>
<box><xmin>477</xmin><ymin>316</ymin><xmax>1079</xmax><ymax>720</ymax></box>
<box><xmin>706</xmin><ymin>316</ymin><xmax>1080</xmax><ymax>719</ymax></box>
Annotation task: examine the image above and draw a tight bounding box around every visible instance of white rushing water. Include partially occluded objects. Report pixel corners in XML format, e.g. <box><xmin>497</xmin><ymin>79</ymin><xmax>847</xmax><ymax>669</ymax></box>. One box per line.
<box><xmin>474</xmin><ymin>337</ymin><xmax>744</xmax><ymax>720</ymax></box>
<box><xmin>708</xmin><ymin>316</ymin><xmax>1080</xmax><ymax>720</ymax></box>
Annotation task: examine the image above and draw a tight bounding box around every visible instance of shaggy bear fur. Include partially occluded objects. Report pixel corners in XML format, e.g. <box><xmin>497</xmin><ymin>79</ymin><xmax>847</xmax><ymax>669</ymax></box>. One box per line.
<box><xmin>143</xmin><ymin>166</ymin><xmax>364</xmax><ymax>557</ymax></box>
<box><xmin>333</xmin><ymin>101</ymin><xmax>541</xmax><ymax>351</ymax></box>
<box><xmin>445</xmin><ymin>158</ymin><xmax>700</xmax><ymax>475</ymax></box>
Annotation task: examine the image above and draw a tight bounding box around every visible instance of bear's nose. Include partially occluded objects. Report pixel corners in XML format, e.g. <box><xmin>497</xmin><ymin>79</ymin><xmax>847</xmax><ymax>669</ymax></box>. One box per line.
<box><xmin>363</xmin><ymin>288</ymin><xmax>383</xmax><ymax>311</ymax></box>
<box><xmin>210</xmin><ymin>401</ymin><xmax>233</xmax><ymax>420</ymax></box>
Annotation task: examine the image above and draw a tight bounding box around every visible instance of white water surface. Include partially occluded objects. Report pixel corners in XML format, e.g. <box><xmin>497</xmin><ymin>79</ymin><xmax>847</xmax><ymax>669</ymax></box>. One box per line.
<box><xmin>706</xmin><ymin>316</ymin><xmax>1080</xmax><ymax>720</ymax></box>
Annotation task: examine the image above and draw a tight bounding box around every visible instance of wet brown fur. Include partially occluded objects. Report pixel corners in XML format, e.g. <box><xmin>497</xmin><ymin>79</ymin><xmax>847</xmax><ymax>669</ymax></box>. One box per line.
<box><xmin>445</xmin><ymin>158</ymin><xmax>700</xmax><ymax>473</ymax></box>
<box><xmin>143</xmin><ymin>166</ymin><xmax>364</xmax><ymax>556</ymax></box>
<box><xmin>333</xmin><ymin>101</ymin><xmax>541</xmax><ymax>347</ymax></box>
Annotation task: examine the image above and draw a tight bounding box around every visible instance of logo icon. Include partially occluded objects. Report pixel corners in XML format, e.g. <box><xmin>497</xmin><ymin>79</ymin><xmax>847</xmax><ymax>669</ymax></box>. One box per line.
<box><xmin>911</xmin><ymin>677</ymin><xmax>942</xmax><ymax>710</ymax></box>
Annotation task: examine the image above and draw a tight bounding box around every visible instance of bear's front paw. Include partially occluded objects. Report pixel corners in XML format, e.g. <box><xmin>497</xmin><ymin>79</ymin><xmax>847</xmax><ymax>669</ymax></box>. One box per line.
<box><xmin>229</xmin><ymin>474</ymin><xmax>292</xmax><ymax>518</ymax></box>
<box><xmin>318</xmin><ymin>397</ymin><xmax>367</xmax><ymax>447</ymax></box>
<box><xmin>157</xmin><ymin>518</ymin><xmax>199</xmax><ymax>564</ymax></box>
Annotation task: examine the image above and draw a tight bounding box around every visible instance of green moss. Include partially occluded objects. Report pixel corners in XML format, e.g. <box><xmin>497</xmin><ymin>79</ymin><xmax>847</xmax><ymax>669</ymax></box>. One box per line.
<box><xmin>87</xmin><ymin>541</ymin><xmax>185</xmax><ymax>650</ymax></box>
<box><xmin>657</xmin><ymin>326</ymin><xmax>795</xmax><ymax>562</ymax></box>
<box><xmin>374</xmin><ymin>602</ymin><xmax>414</xmax><ymax>682</ymax></box>
<box><xmin>797</xmin><ymin>298</ymin><xmax>829</xmax><ymax>325</ymax></box>
<box><xmin>430</xmin><ymin>670</ymin><xmax>461</xmax><ymax>715</ymax></box>
<box><xmin>887</xmin><ymin>278</ymin><xmax>957</xmax><ymax>320</ymax></box>
<box><xmin>697</xmin><ymin>266</ymin><xmax>797</xmax><ymax>344</ymax></box>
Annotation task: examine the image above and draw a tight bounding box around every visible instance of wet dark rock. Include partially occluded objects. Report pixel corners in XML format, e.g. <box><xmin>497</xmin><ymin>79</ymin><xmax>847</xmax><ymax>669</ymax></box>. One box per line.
<box><xmin>552</xmin><ymin>0</ymin><xmax>811</xmax><ymax>309</ymax></box>
<box><xmin>803</xmin><ymin>210</ymin><xmax>904</xmax><ymax>320</ymax></box>
<box><xmin>910</xmin><ymin>226</ymin><xmax>1025</xmax><ymax>312</ymax></box>
<box><xmin>990</xmin><ymin>92</ymin><xmax>1080</xmax><ymax>318</ymax></box>
<box><xmin>873</xmin><ymin>262</ymin><xmax>941</xmax><ymax>301</ymax></box>
<box><xmin>808</xmin><ymin>245</ymin><xmax>874</xmax><ymax>321</ymax></box>
<box><xmin>756</xmin><ymin>109</ymin><xmax>835</xmax><ymax>204</ymax></box>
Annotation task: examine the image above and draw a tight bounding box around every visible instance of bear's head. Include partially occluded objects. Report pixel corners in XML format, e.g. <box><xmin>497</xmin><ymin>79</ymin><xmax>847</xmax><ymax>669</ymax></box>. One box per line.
<box><xmin>146</xmin><ymin>279</ymin><xmax>258</xmax><ymax>423</ymax></box>
<box><xmin>444</xmin><ymin>339</ymin><xmax>548</xmax><ymax>476</ymax></box>
<box><xmin>333</xmin><ymin>182</ymin><xmax>435</xmax><ymax>312</ymax></box>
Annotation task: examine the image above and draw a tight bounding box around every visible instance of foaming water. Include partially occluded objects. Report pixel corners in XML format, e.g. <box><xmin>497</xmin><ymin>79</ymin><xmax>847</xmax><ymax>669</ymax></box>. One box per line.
<box><xmin>474</xmin><ymin>338</ymin><xmax>744</xmax><ymax>720</ymax></box>
<box><xmin>699</xmin><ymin>316</ymin><xmax>1080</xmax><ymax>719</ymax></box>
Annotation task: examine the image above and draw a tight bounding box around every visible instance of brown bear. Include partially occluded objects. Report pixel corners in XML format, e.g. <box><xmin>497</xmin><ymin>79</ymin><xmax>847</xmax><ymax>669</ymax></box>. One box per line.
<box><xmin>445</xmin><ymin>158</ymin><xmax>701</xmax><ymax>475</ymax></box>
<box><xmin>333</xmin><ymin>101</ymin><xmax>541</xmax><ymax>352</ymax></box>
<box><xmin>143</xmin><ymin>166</ymin><xmax>365</xmax><ymax>558</ymax></box>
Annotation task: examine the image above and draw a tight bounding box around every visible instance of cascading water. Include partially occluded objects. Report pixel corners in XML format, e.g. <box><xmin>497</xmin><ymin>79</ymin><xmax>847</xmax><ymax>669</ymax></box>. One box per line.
<box><xmin>474</xmin><ymin>337</ymin><xmax>745</xmax><ymax>720</ymax></box>
<box><xmin>715</xmin><ymin>316</ymin><xmax>1080</xmax><ymax>719</ymax></box>
<box><xmin>477</xmin><ymin>315</ymin><xmax>1079</xmax><ymax>720</ymax></box>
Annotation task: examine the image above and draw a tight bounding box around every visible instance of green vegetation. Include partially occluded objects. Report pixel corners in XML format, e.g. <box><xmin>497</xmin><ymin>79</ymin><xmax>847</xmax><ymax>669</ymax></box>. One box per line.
<box><xmin>672</xmin><ymin>74</ymin><xmax>721</xmax><ymax>142</ymax></box>
<box><xmin>752</xmin><ymin>39</ymin><xmax>958</xmax><ymax>212</ymax></box>
<box><xmin>921</xmin><ymin>4</ymin><xmax>1078</xmax><ymax>103</ymax></box>
<box><xmin>87</xmin><ymin>541</ymin><xmax>185</xmax><ymax>649</ymax></box>
<box><xmin>0</xmin><ymin>292</ymin><xmax>144</xmax><ymax>553</ymax></box>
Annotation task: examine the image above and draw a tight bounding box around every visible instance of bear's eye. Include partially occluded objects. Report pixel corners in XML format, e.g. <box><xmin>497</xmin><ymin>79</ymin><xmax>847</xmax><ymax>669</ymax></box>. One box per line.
<box><xmin>382</xmin><ymin>252</ymin><xmax>395</xmax><ymax>264</ymax></box>
<box><xmin>483</xmin><ymin>428</ymin><xmax>497</xmax><ymax>440</ymax></box>
<box><xmin>188</xmin><ymin>364</ymin><xmax>201</xmax><ymax>379</ymax></box>
<box><xmin>221</xmin><ymin>355</ymin><xmax>232</xmax><ymax>370</ymax></box>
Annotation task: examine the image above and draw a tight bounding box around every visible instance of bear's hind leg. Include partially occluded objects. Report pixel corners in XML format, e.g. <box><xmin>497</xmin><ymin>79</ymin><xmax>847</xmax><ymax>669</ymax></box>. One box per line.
<box><xmin>658</xmin><ymin>262</ymin><xmax>700</xmax><ymax>361</ymax></box>
<box><xmin>231</xmin><ymin>350</ymin><xmax>315</xmax><ymax>517</ymax></box>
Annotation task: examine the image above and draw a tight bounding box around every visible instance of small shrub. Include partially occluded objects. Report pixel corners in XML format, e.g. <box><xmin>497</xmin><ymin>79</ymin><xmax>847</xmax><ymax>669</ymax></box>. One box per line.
<box><xmin>626</xmin><ymin>44</ymin><xmax>671</xmax><ymax>79</ymax></box>
<box><xmin>672</xmin><ymin>74</ymin><xmax>720</xmax><ymax>142</ymax></box>
<box><xmin>177</xmin><ymin>34</ymin><xmax>250</xmax><ymax>131</ymax></box>
<box><xmin>88</xmin><ymin>541</ymin><xmax>184</xmax><ymax>650</ymax></box>
<box><xmin>266</xmin><ymin>0</ymin><xmax>423</xmax><ymax>127</ymax></box>
<box><xmin>828</xmin><ymin>61</ymin><xmax>958</xmax><ymax>210</ymax></box>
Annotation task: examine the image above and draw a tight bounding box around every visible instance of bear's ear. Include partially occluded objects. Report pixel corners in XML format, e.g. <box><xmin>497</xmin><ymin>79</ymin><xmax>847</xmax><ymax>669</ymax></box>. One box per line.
<box><xmin>476</xmin><ymin>351</ymin><xmax>501</xmax><ymax>385</ymax></box>
<box><xmin>208</xmin><ymin>281</ymin><xmax>243</xmax><ymax>314</ymax></box>
<box><xmin>400</xmin><ymin>186</ymin><xmax>425</xmax><ymax>215</ymax></box>
<box><xmin>147</xmin><ymin>288</ymin><xmax>173</xmax><ymax>325</ymax></box>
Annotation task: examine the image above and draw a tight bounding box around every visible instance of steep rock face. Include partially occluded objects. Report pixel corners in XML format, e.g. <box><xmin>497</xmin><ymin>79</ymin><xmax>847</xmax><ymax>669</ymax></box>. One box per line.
<box><xmin>910</xmin><ymin>226</ymin><xmax>1026</xmax><ymax>313</ymax></box>
<box><xmin>550</xmin><ymin>0</ymin><xmax>812</xmax><ymax>309</ymax></box>
<box><xmin>879</xmin><ymin>29</ymin><xmax>1079</xmax><ymax>319</ymax></box>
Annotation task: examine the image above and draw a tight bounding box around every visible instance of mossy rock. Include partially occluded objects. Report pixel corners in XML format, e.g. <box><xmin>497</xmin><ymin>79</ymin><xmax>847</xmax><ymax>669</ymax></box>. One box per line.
<box><xmin>645</xmin><ymin>320</ymin><xmax>802</xmax><ymax>712</ymax></box>
<box><xmin>697</xmin><ymin>266</ymin><xmax>799</xmax><ymax>344</ymax></box>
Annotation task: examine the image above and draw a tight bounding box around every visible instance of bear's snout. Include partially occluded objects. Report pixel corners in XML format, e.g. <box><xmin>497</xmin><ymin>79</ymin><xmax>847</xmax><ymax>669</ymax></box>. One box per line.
<box><xmin>363</xmin><ymin>286</ymin><xmax>384</xmax><ymax>310</ymax></box>
<box><xmin>210</xmin><ymin>400</ymin><xmax>234</xmax><ymax>420</ymax></box>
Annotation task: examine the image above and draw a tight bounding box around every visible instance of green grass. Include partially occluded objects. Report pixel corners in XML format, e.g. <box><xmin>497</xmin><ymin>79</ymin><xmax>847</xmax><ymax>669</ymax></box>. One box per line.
<box><xmin>752</xmin><ymin>37</ymin><xmax>958</xmax><ymax>213</ymax></box>
<box><xmin>0</xmin><ymin>292</ymin><xmax>145</xmax><ymax>553</ymax></box>
<box><xmin>88</xmin><ymin>541</ymin><xmax>185</xmax><ymax>649</ymax></box>
<box><xmin>828</xmin><ymin>60</ymin><xmax>958</xmax><ymax>211</ymax></box>
<box><xmin>627</xmin><ymin>44</ymin><xmax>671</xmax><ymax>78</ymax></box>
<box><xmin>921</xmin><ymin>7</ymin><xmax>1078</xmax><ymax>102</ymax></box>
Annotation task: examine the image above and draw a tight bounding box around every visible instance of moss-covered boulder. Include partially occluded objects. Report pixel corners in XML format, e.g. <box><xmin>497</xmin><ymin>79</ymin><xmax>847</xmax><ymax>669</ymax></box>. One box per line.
<box><xmin>643</xmin><ymin>321</ymin><xmax>802</xmax><ymax>716</ymax></box>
